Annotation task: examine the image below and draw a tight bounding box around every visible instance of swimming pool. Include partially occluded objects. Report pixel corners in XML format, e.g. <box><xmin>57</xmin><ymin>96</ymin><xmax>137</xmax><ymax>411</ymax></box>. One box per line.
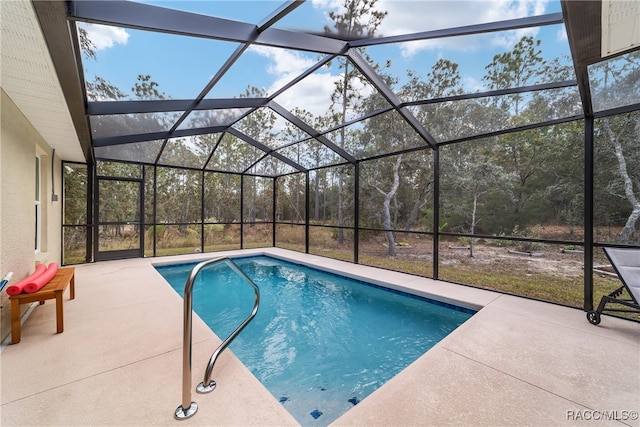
<box><xmin>157</xmin><ymin>255</ymin><xmax>475</xmax><ymax>426</ymax></box>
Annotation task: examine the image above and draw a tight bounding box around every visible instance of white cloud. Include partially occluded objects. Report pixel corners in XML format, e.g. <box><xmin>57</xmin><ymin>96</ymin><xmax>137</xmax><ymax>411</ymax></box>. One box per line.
<box><xmin>79</xmin><ymin>23</ymin><xmax>129</xmax><ymax>51</ymax></box>
<box><xmin>259</xmin><ymin>1</ymin><xmax>555</xmax><ymax>127</ymax></box>
<box><xmin>372</xmin><ymin>0</ymin><xmax>550</xmax><ymax>57</ymax></box>
<box><xmin>272</xmin><ymin>72</ymin><xmax>339</xmax><ymax>117</ymax></box>
<box><xmin>249</xmin><ymin>1</ymin><xmax>556</xmax><ymax>128</ymax></box>
<box><xmin>250</xmin><ymin>45</ymin><xmax>318</xmax><ymax>81</ymax></box>
<box><xmin>490</xmin><ymin>26</ymin><xmax>541</xmax><ymax>49</ymax></box>
<box><xmin>248</xmin><ymin>44</ymin><xmax>378</xmax><ymax>133</ymax></box>
<box><xmin>462</xmin><ymin>75</ymin><xmax>487</xmax><ymax>93</ymax></box>
<box><xmin>249</xmin><ymin>45</ymin><xmax>341</xmax><ymax>120</ymax></box>
<box><xmin>311</xmin><ymin>0</ymin><xmax>344</xmax><ymax>10</ymax></box>
<box><xmin>557</xmin><ymin>27</ymin><xmax>568</xmax><ymax>41</ymax></box>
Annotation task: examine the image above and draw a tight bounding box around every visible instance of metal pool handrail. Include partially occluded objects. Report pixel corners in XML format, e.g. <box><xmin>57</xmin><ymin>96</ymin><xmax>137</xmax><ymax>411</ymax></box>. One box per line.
<box><xmin>174</xmin><ymin>257</ymin><xmax>260</xmax><ymax>420</ymax></box>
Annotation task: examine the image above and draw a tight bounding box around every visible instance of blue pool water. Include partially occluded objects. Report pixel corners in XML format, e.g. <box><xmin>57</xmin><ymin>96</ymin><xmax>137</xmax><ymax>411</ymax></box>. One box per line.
<box><xmin>157</xmin><ymin>256</ymin><xmax>474</xmax><ymax>426</ymax></box>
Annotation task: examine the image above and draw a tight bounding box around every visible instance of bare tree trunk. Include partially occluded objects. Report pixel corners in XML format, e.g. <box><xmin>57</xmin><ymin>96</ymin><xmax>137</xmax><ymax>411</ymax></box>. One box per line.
<box><xmin>469</xmin><ymin>192</ymin><xmax>480</xmax><ymax>258</ymax></box>
<box><xmin>623</xmin><ymin>206</ymin><xmax>640</xmax><ymax>243</ymax></box>
<box><xmin>393</xmin><ymin>196</ymin><xmax>399</xmax><ymax>226</ymax></box>
<box><xmin>283</xmin><ymin>192</ymin><xmax>301</xmax><ymax>223</ymax></box>
<box><xmin>181</xmin><ymin>197</ymin><xmax>190</xmax><ymax>232</ymax></box>
<box><xmin>404</xmin><ymin>183</ymin><xmax>431</xmax><ymax>234</ymax></box>
<box><xmin>337</xmin><ymin>62</ymin><xmax>350</xmax><ymax>245</ymax></box>
<box><xmin>249</xmin><ymin>179</ymin><xmax>256</xmax><ymax>227</ymax></box>
<box><xmin>376</xmin><ymin>155</ymin><xmax>402</xmax><ymax>256</ymax></box>
<box><xmin>295</xmin><ymin>176</ymin><xmax>301</xmax><ymax>223</ymax></box>
<box><xmin>314</xmin><ymin>172</ymin><xmax>320</xmax><ymax>221</ymax></box>
<box><xmin>602</xmin><ymin>118</ymin><xmax>640</xmax><ymax>244</ymax></box>
<box><xmin>338</xmin><ymin>173</ymin><xmax>344</xmax><ymax>243</ymax></box>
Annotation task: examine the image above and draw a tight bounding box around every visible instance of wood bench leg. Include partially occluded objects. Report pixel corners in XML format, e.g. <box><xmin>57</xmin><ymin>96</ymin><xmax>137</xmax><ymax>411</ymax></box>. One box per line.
<box><xmin>11</xmin><ymin>298</ymin><xmax>21</xmax><ymax>344</ymax></box>
<box><xmin>55</xmin><ymin>291</ymin><xmax>64</xmax><ymax>333</ymax></box>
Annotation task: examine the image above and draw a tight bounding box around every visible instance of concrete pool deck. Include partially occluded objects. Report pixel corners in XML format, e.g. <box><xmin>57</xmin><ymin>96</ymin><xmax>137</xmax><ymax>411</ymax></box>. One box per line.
<box><xmin>2</xmin><ymin>248</ymin><xmax>639</xmax><ymax>426</ymax></box>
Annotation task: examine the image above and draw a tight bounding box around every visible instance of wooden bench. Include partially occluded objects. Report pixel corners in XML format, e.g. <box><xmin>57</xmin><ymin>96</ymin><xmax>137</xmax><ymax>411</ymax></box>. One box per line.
<box><xmin>9</xmin><ymin>267</ymin><xmax>75</xmax><ymax>344</ymax></box>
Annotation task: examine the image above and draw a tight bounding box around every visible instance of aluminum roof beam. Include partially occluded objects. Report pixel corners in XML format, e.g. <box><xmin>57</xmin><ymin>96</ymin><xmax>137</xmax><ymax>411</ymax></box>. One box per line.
<box><xmin>92</xmin><ymin>126</ymin><xmax>228</xmax><ymax>147</ymax></box>
<box><xmin>87</xmin><ymin>98</ymin><xmax>271</xmax><ymax>116</ymax></box>
<box><xmin>436</xmin><ymin>114</ymin><xmax>584</xmax><ymax>147</ymax></box>
<box><xmin>88</xmin><ymin>78</ymin><xmax>581</xmax><ymax>150</ymax></box>
<box><xmin>60</xmin><ymin>0</ymin><xmax>596</xmax><ymax>173</ymax></box>
<box><xmin>160</xmin><ymin>44</ymin><xmax>254</xmax><ymax>153</ymax></box>
<box><xmin>257</xmin><ymin>0</ymin><xmax>305</xmax><ymax>32</ymax></box>
<box><xmin>268</xmin><ymin>102</ymin><xmax>357</xmax><ymax>164</ymax></box>
<box><xmin>68</xmin><ymin>1</ymin><xmax>346</xmax><ymax>54</ymax></box>
<box><xmin>227</xmin><ymin>128</ymin><xmax>306</xmax><ymax>173</ymax></box>
<box><xmin>164</xmin><ymin>2</ymin><xmax>302</xmax><ymax>148</ymax></box>
<box><xmin>405</xmin><ymin>80</ymin><xmax>579</xmax><ymax>107</ymax></box>
<box><xmin>347</xmin><ymin>49</ymin><xmax>438</xmax><ymax>149</ymax></box>
<box><xmin>150</xmin><ymin>1</ymin><xmax>305</xmax><ymax>164</ymax></box>
<box><xmin>593</xmin><ymin>102</ymin><xmax>640</xmax><ymax>119</ymax></box>
<box><xmin>348</xmin><ymin>13</ymin><xmax>564</xmax><ymax>48</ymax></box>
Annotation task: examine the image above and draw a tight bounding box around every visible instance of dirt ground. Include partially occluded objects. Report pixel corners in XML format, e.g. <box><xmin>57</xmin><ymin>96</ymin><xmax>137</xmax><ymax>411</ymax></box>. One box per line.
<box><xmin>358</xmin><ymin>227</ymin><xmax>604</xmax><ymax>280</ymax></box>
<box><xmin>438</xmin><ymin>244</ymin><xmax>586</xmax><ymax>278</ymax></box>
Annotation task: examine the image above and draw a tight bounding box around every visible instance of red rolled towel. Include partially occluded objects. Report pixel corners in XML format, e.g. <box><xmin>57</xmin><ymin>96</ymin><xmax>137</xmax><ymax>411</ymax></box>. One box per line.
<box><xmin>5</xmin><ymin>264</ymin><xmax>47</xmax><ymax>296</ymax></box>
<box><xmin>24</xmin><ymin>263</ymin><xmax>59</xmax><ymax>294</ymax></box>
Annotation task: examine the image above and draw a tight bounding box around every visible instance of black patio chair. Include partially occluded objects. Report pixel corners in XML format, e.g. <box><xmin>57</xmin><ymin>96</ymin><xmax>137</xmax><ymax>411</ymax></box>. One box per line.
<box><xmin>587</xmin><ymin>247</ymin><xmax>640</xmax><ymax>325</ymax></box>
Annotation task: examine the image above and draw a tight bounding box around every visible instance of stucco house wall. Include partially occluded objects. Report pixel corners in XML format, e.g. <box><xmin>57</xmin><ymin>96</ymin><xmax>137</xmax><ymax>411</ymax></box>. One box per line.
<box><xmin>1</xmin><ymin>89</ymin><xmax>62</xmax><ymax>342</ymax></box>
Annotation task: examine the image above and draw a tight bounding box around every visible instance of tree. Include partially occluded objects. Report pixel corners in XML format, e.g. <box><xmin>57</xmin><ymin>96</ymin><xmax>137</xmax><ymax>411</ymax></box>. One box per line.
<box><xmin>374</xmin><ymin>155</ymin><xmax>402</xmax><ymax>256</ymax></box>
<box><xmin>599</xmin><ymin>115</ymin><xmax>640</xmax><ymax>244</ymax></box>
<box><xmin>63</xmin><ymin>164</ymin><xmax>90</xmax><ymax>259</ymax></box>
<box><xmin>483</xmin><ymin>36</ymin><xmax>545</xmax><ymax>116</ymax></box>
<box><xmin>443</xmin><ymin>146</ymin><xmax>508</xmax><ymax>256</ymax></box>
<box><xmin>310</xmin><ymin>114</ymin><xmax>335</xmax><ymax>222</ymax></box>
<box><xmin>79</xmin><ymin>27</ymin><xmax>126</xmax><ymax>101</ymax></box>
<box><xmin>591</xmin><ymin>51</ymin><xmax>640</xmax><ymax>244</ymax></box>
<box><xmin>401</xmin><ymin>151</ymin><xmax>433</xmax><ymax>234</ymax></box>
<box><xmin>356</xmin><ymin>76</ymin><xmax>408</xmax><ymax>254</ymax></box>
<box><xmin>399</xmin><ymin>59</ymin><xmax>463</xmax><ymax>230</ymax></box>
<box><xmin>482</xmin><ymin>37</ymin><xmax>559</xmax><ymax>227</ymax></box>
<box><xmin>325</xmin><ymin>0</ymin><xmax>388</xmax><ymax>244</ymax></box>
<box><xmin>280</xmin><ymin>108</ymin><xmax>318</xmax><ymax>223</ymax></box>
<box><xmin>232</xmin><ymin>86</ymin><xmax>277</xmax><ymax>224</ymax></box>
<box><xmin>155</xmin><ymin>166</ymin><xmax>201</xmax><ymax>226</ymax></box>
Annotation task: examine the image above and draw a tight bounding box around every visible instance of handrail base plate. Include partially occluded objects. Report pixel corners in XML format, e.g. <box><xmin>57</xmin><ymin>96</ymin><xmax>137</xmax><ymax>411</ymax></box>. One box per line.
<box><xmin>175</xmin><ymin>402</ymin><xmax>198</xmax><ymax>420</ymax></box>
<box><xmin>196</xmin><ymin>380</ymin><xmax>216</xmax><ymax>394</ymax></box>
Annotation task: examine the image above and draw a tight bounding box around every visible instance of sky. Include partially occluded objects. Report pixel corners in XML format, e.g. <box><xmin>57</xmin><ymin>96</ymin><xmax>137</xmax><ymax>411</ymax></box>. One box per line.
<box><xmin>80</xmin><ymin>0</ymin><xmax>571</xmax><ymax>120</ymax></box>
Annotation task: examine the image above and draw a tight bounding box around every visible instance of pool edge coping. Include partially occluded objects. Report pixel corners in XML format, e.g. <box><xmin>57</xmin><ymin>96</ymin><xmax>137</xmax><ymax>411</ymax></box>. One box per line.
<box><xmin>149</xmin><ymin>247</ymin><xmax>503</xmax><ymax>312</ymax></box>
